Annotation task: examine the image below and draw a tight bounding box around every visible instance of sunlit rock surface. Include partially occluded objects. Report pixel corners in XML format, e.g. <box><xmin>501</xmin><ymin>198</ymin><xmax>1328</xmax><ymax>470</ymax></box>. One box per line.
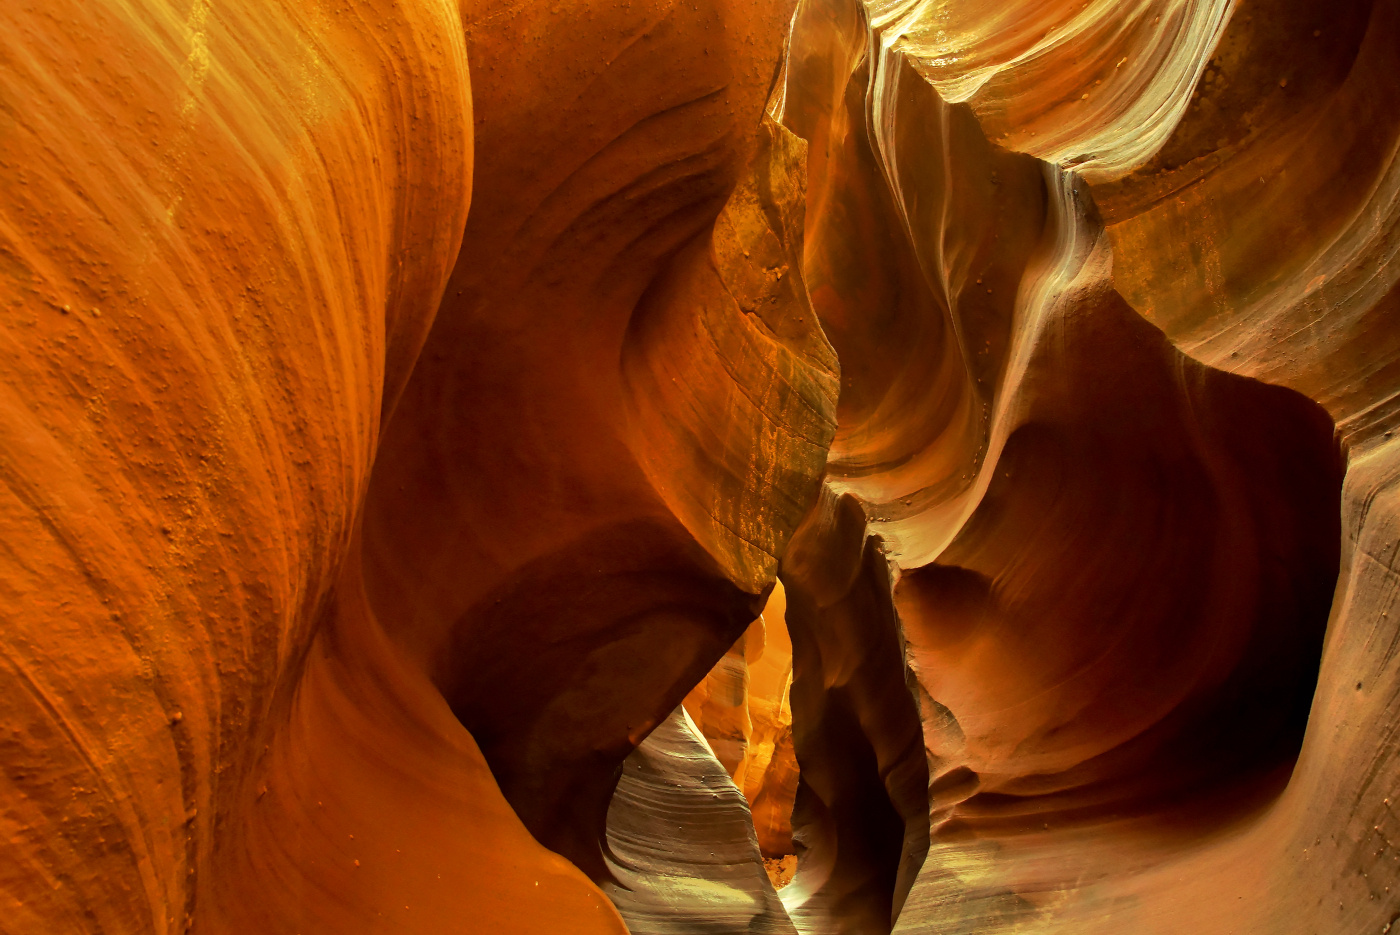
<box><xmin>3</xmin><ymin>0</ymin><xmax>1400</xmax><ymax>932</ymax></box>
<box><xmin>684</xmin><ymin>582</ymin><xmax>801</xmax><ymax>860</ymax></box>
<box><xmin>774</xmin><ymin>0</ymin><xmax>1400</xmax><ymax>933</ymax></box>
<box><xmin>603</xmin><ymin>707</ymin><xmax>797</xmax><ymax>934</ymax></box>
<box><xmin>738</xmin><ymin>585</ymin><xmax>802</xmax><ymax>861</ymax></box>
<box><xmin>1</xmin><ymin>0</ymin><xmax>833</xmax><ymax>931</ymax></box>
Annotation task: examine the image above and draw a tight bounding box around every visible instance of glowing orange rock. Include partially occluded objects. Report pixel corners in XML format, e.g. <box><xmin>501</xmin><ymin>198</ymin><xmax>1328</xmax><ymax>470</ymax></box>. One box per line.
<box><xmin>7</xmin><ymin>0</ymin><xmax>1400</xmax><ymax>933</ymax></box>
<box><xmin>684</xmin><ymin>582</ymin><xmax>800</xmax><ymax>856</ymax></box>
<box><xmin>0</xmin><ymin>0</ymin><xmax>479</xmax><ymax>928</ymax></box>
<box><xmin>770</xmin><ymin>1</ymin><xmax>1399</xmax><ymax>934</ymax></box>
<box><xmin>0</xmin><ymin>0</ymin><xmax>830</xmax><ymax>930</ymax></box>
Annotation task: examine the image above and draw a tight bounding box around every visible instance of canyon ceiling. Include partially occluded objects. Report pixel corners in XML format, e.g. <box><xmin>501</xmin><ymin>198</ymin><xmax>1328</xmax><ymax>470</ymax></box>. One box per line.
<box><xmin>1</xmin><ymin>0</ymin><xmax>1398</xmax><ymax>933</ymax></box>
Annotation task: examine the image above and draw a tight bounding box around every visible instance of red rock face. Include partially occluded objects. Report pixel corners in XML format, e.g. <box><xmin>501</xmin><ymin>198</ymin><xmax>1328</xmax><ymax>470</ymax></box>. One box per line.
<box><xmin>774</xmin><ymin>0</ymin><xmax>1394</xmax><ymax>933</ymax></box>
<box><xmin>3</xmin><ymin>0</ymin><xmax>1398</xmax><ymax>933</ymax></box>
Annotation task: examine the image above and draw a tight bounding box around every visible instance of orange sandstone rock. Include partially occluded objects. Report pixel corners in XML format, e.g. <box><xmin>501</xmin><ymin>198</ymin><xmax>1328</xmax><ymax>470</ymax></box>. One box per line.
<box><xmin>684</xmin><ymin>582</ymin><xmax>800</xmax><ymax>857</ymax></box>
<box><xmin>1</xmin><ymin>0</ymin><xmax>831</xmax><ymax>931</ymax></box>
<box><xmin>0</xmin><ymin>0</ymin><xmax>476</xmax><ymax>929</ymax></box>
<box><xmin>7</xmin><ymin>0</ymin><xmax>1400</xmax><ymax>933</ymax></box>
<box><xmin>769</xmin><ymin>1</ymin><xmax>1396</xmax><ymax>934</ymax></box>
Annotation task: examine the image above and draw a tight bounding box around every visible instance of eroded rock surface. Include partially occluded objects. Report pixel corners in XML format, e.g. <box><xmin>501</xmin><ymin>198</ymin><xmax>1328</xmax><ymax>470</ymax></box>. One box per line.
<box><xmin>603</xmin><ymin>708</ymin><xmax>797</xmax><ymax>934</ymax></box>
<box><xmin>2</xmin><ymin>0</ymin><xmax>833</xmax><ymax>931</ymax></box>
<box><xmin>5</xmin><ymin>0</ymin><xmax>1400</xmax><ymax>933</ymax></box>
<box><xmin>684</xmin><ymin>582</ymin><xmax>801</xmax><ymax>860</ymax></box>
<box><xmin>0</xmin><ymin>0</ymin><xmax>484</xmax><ymax>929</ymax></box>
<box><xmin>771</xmin><ymin>0</ymin><xmax>1398</xmax><ymax>933</ymax></box>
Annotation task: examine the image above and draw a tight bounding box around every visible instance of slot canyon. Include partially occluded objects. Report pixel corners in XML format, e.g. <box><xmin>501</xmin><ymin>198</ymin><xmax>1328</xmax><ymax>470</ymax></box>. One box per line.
<box><xmin>2</xmin><ymin>0</ymin><xmax>1399</xmax><ymax>932</ymax></box>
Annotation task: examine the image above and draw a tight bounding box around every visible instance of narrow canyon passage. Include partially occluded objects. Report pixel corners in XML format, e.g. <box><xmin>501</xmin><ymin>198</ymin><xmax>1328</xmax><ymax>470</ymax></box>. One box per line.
<box><xmin>2</xmin><ymin>0</ymin><xmax>1398</xmax><ymax>934</ymax></box>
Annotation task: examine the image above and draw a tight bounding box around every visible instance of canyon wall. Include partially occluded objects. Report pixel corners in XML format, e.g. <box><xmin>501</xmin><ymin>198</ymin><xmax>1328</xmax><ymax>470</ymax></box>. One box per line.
<box><xmin>775</xmin><ymin>0</ymin><xmax>1400</xmax><ymax>933</ymax></box>
<box><xmin>2</xmin><ymin>0</ymin><xmax>828</xmax><ymax>931</ymax></box>
<box><xmin>3</xmin><ymin>0</ymin><xmax>1399</xmax><ymax>933</ymax></box>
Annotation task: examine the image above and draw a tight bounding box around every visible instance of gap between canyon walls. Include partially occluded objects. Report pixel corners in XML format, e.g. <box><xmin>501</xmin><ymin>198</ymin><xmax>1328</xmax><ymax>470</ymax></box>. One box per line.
<box><xmin>220</xmin><ymin>0</ymin><xmax>1352</xmax><ymax>931</ymax></box>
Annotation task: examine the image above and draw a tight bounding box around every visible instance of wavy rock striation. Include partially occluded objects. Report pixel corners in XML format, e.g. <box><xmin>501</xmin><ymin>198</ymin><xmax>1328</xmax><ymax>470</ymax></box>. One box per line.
<box><xmin>603</xmin><ymin>707</ymin><xmax>797</xmax><ymax>934</ymax></box>
<box><xmin>4</xmin><ymin>0</ymin><xmax>1400</xmax><ymax>933</ymax></box>
<box><xmin>0</xmin><ymin>0</ymin><xmax>480</xmax><ymax>930</ymax></box>
<box><xmin>769</xmin><ymin>0</ymin><xmax>1396</xmax><ymax>933</ymax></box>
<box><xmin>2</xmin><ymin>0</ymin><xmax>834</xmax><ymax>931</ymax></box>
<box><xmin>219</xmin><ymin>0</ymin><xmax>839</xmax><ymax>928</ymax></box>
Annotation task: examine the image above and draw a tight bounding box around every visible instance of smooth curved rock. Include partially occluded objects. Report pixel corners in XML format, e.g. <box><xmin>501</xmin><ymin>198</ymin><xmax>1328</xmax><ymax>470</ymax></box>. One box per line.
<box><xmin>1</xmin><ymin>0</ymin><xmax>833</xmax><ymax>930</ymax></box>
<box><xmin>779</xmin><ymin>488</ymin><xmax>932</xmax><ymax>935</ymax></box>
<box><xmin>7</xmin><ymin>0</ymin><xmax>1400</xmax><ymax>932</ymax></box>
<box><xmin>0</xmin><ymin>0</ymin><xmax>481</xmax><ymax>929</ymax></box>
<box><xmin>390</xmin><ymin>92</ymin><xmax>835</xmax><ymax>877</ymax></box>
<box><xmin>738</xmin><ymin>584</ymin><xmax>801</xmax><ymax>860</ymax></box>
<box><xmin>684</xmin><ymin>582</ymin><xmax>800</xmax><ymax>860</ymax></box>
<box><xmin>603</xmin><ymin>707</ymin><xmax>798</xmax><ymax>934</ymax></box>
<box><xmin>770</xmin><ymin>0</ymin><xmax>1395</xmax><ymax>933</ymax></box>
<box><xmin>1100</xmin><ymin>0</ymin><xmax>1400</xmax><ymax>439</ymax></box>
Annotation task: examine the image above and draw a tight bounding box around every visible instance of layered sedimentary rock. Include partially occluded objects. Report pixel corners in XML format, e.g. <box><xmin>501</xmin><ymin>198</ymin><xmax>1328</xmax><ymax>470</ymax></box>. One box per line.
<box><xmin>771</xmin><ymin>0</ymin><xmax>1400</xmax><ymax>933</ymax></box>
<box><xmin>2</xmin><ymin>0</ymin><xmax>834</xmax><ymax>931</ymax></box>
<box><xmin>372</xmin><ymin>80</ymin><xmax>836</xmax><ymax>878</ymax></box>
<box><xmin>603</xmin><ymin>707</ymin><xmax>795</xmax><ymax>934</ymax></box>
<box><xmin>0</xmin><ymin>0</ymin><xmax>481</xmax><ymax>930</ymax></box>
<box><xmin>5</xmin><ymin>0</ymin><xmax>1400</xmax><ymax>933</ymax></box>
